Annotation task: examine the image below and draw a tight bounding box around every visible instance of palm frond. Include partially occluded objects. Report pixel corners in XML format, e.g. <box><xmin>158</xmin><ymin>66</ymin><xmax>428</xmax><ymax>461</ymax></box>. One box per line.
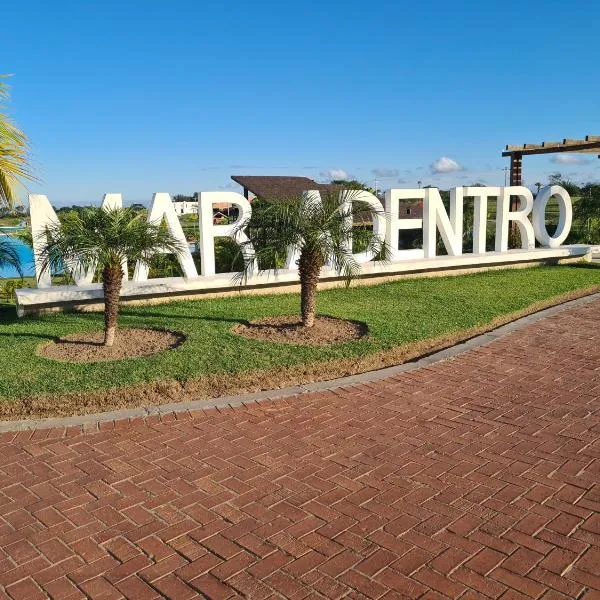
<box><xmin>234</xmin><ymin>188</ymin><xmax>388</xmax><ymax>285</ymax></box>
<box><xmin>0</xmin><ymin>75</ymin><xmax>36</xmax><ymax>210</ymax></box>
<box><xmin>36</xmin><ymin>206</ymin><xmax>187</xmax><ymax>282</ymax></box>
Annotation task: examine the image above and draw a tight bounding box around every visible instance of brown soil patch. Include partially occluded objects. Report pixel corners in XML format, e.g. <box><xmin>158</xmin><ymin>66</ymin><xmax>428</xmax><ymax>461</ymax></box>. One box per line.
<box><xmin>0</xmin><ymin>286</ymin><xmax>597</xmax><ymax>421</ymax></box>
<box><xmin>37</xmin><ymin>328</ymin><xmax>186</xmax><ymax>363</ymax></box>
<box><xmin>232</xmin><ymin>316</ymin><xmax>367</xmax><ymax>345</ymax></box>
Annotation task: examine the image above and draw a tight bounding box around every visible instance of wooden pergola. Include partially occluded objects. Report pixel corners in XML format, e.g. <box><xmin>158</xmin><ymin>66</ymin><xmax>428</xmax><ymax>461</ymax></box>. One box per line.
<box><xmin>502</xmin><ymin>135</ymin><xmax>600</xmax><ymax>185</ymax></box>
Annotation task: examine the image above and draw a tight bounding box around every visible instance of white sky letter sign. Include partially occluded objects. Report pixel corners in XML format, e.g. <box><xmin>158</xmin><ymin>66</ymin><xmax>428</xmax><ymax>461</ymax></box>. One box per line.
<box><xmin>198</xmin><ymin>192</ymin><xmax>255</xmax><ymax>276</ymax></box>
<box><xmin>385</xmin><ymin>189</ymin><xmax>425</xmax><ymax>261</ymax></box>
<box><xmin>30</xmin><ymin>193</ymin><xmax>123</xmax><ymax>288</ymax></box>
<box><xmin>423</xmin><ymin>187</ymin><xmax>463</xmax><ymax>257</ymax></box>
<box><xmin>133</xmin><ymin>193</ymin><xmax>197</xmax><ymax>281</ymax></box>
<box><xmin>533</xmin><ymin>185</ymin><xmax>573</xmax><ymax>247</ymax></box>
<box><xmin>24</xmin><ymin>185</ymin><xmax>578</xmax><ymax>310</ymax></box>
<box><xmin>286</xmin><ymin>190</ymin><xmax>385</xmax><ymax>270</ymax></box>
<box><xmin>495</xmin><ymin>186</ymin><xmax>535</xmax><ymax>252</ymax></box>
<box><xmin>345</xmin><ymin>190</ymin><xmax>385</xmax><ymax>264</ymax></box>
<box><xmin>463</xmin><ymin>187</ymin><xmax>500</xmax><ymax>254</ymax></box>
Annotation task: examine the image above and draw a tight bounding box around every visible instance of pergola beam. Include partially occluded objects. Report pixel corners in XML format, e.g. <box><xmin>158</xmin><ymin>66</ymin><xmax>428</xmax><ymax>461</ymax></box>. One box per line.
<box><xmin>503</xmin><ymin>135</ymin><xmax>600</xmax><ymax>157</ymax></box>
<box><xmin>502</xmin><ymin>134</ymin><xmax>600</xmax><ymax>189</ymax></box>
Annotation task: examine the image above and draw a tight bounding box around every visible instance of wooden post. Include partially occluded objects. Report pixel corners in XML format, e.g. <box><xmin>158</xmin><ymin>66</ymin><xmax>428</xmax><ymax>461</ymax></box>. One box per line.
<box><xmin>508</xmin><ymin>152</ymin><xmax>522</xmax><ymax>246</ymax></box>
<box><xmin>509</xmin><ymin>152</ymin><xmax>522</xmax><ymax>186</ymax></box>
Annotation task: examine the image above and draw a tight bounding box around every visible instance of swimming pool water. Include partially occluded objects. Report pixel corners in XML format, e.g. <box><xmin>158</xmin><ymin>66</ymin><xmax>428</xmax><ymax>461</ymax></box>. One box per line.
<box><xmin>0</xmin><ymin>236</ymin><xmax>35</xmax><ymax>278</ymax></box>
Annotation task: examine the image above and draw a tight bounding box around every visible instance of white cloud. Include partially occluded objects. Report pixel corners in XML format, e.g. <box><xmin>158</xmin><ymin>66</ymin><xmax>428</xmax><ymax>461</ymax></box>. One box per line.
<box><xmin>372</xmin><ymin>168</ymin><xmax>399</xmax><ymax>178</ymax></box>
<box><xmin>551</xmin><ymin>154</ymin><xmax>589</xmax><ymax>165</ymax></box>
<box><xmin>324</xmin><ymin>168</ymin><xmax>349</xmax><ymax>180</ymax></box>
<box><xmin>430</xmin><ymin>156</ymin><xmax>464</xmax><ymax>174</ymax></box>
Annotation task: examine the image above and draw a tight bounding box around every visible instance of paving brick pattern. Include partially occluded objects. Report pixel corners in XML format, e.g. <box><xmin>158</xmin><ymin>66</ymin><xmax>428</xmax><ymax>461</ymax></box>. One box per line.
<box><xmin>0</xmin><ymin>300</ymin><xmax>599</xmax><ymax>599</ymax></box>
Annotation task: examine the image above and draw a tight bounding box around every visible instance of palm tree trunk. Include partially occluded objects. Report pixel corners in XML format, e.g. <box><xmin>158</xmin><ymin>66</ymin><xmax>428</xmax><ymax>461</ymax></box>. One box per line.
<box><xmin>102</xmin><ymin>265</ymin><xmax>123</xmax><ymax>347</ymax></box>
<box><xmin>298</xmin><ymin>249</ymin><xmax>322</xmax><ymax>328</ymax></box>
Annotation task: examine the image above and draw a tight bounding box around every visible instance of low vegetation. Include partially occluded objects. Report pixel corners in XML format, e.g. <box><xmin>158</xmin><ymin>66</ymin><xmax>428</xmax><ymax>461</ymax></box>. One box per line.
<box><xmin>37</xmin><ymin>206</ymin><xmax>185</xmax><ymax>346</ymax></box>
<box><xmin>238</xmin><ymin>191</ymin><xmax>386</xmax><ymax>327</ymax></box>
<box><xmin>0</xmin><ymin>264</ymin><xmax>598</xmax><ymax>417</ymax></box>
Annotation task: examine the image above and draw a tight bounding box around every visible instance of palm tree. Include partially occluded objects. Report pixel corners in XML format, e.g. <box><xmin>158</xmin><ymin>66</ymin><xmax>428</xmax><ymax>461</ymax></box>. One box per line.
<box><xmin>0</xmin><ymin>76</ymin><xmax>34</xmax><ymax>210</ymax></box>
<box><xmin>238</xmin><ymin>190</ymin><xmax>386</xmax><ymax>328</ymax></box>
<box><xmin>0</xmin><ymin>236</ymin><xmax>22</xmax><ymax>277</ymax></box>
<box><xmin>37</xmin><ymin>207</ymin><xmax>185</xmax><ymax>346</ymax></box>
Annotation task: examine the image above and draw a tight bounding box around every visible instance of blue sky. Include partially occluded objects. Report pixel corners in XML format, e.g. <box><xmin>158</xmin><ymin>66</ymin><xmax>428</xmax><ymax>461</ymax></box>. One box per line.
<box><xmin>4</xmin><ymin>0</ymin><xmax>600</xmax><ymax>205</ymax></box>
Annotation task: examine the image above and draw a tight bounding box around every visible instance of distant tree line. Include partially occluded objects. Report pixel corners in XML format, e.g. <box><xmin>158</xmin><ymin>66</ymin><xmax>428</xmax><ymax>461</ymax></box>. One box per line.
<box><xmin>547</xmin><ymin>173</ymin><xmax>600</xmax><ymax>245</ymax></box>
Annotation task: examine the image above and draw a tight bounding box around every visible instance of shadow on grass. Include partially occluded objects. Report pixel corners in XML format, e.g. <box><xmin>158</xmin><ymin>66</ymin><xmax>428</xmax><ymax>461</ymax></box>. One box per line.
<box><xmin>564</xmin><ymin>262</ymin><xmax>600</xmax><ymax>270</ymax></box>
<box><xmin>0</xmin><ymin>331</ymin><xmax>56</xmax><ymax>340</ymax></box>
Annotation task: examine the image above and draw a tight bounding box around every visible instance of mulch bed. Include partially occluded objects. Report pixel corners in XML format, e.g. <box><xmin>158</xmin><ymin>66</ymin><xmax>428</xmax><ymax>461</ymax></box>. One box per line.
<box><xmin>37</xmin><ymin>328</ymin><xmax>186</xmax><ymax>363</ymax></box>
<box><xmin>232</xmin><ymin>315</ymin><xmax>368</xmax><ymax>345</ymax></box>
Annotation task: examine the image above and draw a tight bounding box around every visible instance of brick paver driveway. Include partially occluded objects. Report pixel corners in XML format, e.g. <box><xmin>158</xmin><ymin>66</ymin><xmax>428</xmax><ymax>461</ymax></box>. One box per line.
<box><xmin>0</xmin><ymin>300</ymin><xmax>599</xmax><ymax>600</ymax></box>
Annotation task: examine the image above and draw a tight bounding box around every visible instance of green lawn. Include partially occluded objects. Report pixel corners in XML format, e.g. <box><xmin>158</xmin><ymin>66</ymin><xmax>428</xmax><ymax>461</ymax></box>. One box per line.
<box><xmin>0</xmin><ymin>264</ymin><xmax>599</xmax><ymax>404</ymax></box>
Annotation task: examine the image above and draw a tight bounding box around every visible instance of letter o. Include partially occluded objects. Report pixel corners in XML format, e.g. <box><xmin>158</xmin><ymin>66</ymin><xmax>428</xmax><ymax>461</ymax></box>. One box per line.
<box><xmin>532</xmin><ymin>185</ymin><xmax>572</xmax><ymax>248</ymax></box>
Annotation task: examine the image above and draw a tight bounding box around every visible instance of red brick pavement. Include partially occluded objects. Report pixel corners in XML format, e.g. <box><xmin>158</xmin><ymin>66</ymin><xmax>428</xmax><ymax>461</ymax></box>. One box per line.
<box><xmin>0</xmin><ymin>299</ymin><xmax>599</xmax><ymax>599</ymax></box>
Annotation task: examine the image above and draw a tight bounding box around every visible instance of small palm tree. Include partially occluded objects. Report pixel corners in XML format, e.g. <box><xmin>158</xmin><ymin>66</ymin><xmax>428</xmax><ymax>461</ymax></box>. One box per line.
<box><xmin>238</xmin><ymin>190</ymin><xmax>386</xmax><ymax>327</ymax></box>
<box><xmin>0</xmin><ymin>76</ymin><xmax>35</xmax><ymax>210</ymax></box>
<box><xmin>0</xmin><ymin>236</ymin><xmax>23</xmax><ymax>277</ymax></box>
<box><xmin>37</xmin><ymin>207</ymin><xmax>185</xmax><ymax>346</ymax></box>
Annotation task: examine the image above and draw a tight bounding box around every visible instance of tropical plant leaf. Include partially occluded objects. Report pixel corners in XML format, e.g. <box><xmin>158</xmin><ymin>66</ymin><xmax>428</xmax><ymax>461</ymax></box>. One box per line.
<box><xmin>235</xmin><ymin>189</ymin><xmax>388</xmax><ymax>285</ymax></box>
<box><xmin>36</xmin><ymin>206</ymin><xmax>187</xmax><ymax>282</ymax></box>
<box><xmin>0</xmin><ymin>75</ymin><xmax>35</xmax><ymax>210</ymax></box>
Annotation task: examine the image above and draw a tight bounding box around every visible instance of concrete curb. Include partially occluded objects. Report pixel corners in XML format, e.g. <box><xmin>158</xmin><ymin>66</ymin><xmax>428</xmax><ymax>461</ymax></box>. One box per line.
<box><xmin>2</xmin><ymin>292</ymin><xmax>599</xmax><ymax>433</ymax></box>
